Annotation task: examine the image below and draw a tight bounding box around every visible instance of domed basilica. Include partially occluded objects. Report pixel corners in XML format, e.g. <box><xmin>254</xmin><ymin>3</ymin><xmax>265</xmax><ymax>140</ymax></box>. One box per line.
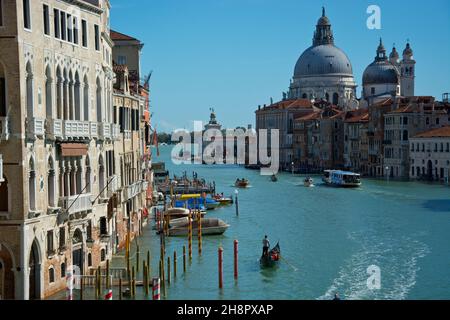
<box><xmin>288</xmin><ymin>7</ymin><xmax>357</xmax><ymax>109</ymax></box>
<box><xmin>286</xmin><ymin>8</ymin><xmax>416</xmax><ymax>108</ymax></box>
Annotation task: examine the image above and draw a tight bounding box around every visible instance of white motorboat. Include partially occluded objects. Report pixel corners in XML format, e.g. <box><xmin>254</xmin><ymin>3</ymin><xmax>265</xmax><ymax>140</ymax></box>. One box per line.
<box><xmin>154</xmin><ymin>217</ymin><xmax>192</xmax><ymax>230</ymax></box>
<box><xmin>168</xmin><ymin>218</ymin><xmax>230</xmax><ymax>236</ymax></box>
<box><xmin>323</xmin><ymin>170</ymin><xmax>362</xmax><ymax>188</ymax></box>
<box><xmin>304</xmin><ymin>177</ymin><xmax>314</xmax><ymax>187</ymax></box>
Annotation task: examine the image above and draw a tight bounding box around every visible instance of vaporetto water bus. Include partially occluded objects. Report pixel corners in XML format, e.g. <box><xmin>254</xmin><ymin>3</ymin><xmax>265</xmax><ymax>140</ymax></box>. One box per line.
<box><xmin>323</xmin><ymin>170</ymin><xmax>362</xmax><ymax>188</ymax></box>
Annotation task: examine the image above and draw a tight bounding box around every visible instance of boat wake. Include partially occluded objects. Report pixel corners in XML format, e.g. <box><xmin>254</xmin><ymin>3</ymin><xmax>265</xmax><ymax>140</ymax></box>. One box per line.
<box><xmin>317</xmin><ymin>232</ymin><xmax>429</xmax><ymax>300</ymax></box>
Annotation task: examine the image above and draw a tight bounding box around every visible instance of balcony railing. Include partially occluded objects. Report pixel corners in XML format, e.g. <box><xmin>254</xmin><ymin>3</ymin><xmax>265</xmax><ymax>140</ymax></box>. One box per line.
<box><xmin>64</xmin><ymin>120</ymin><xmax>91</xmax><ymax>140</ymax></box>
<box><xmin>90</xmin><ymin>122</ymin><xmax>98</xmax><ymax>139</ymax></box>
<box><xmin>46</xmin><ymin>119</ymin><xmax>64</xmax><ymax>140</ymax></box>
<box><xmin>0</xmin><ymin>117</ymin><xmax>9</xmax><ymax>141</ymax></box>
<box><xmin>123</xmin><ymin>181</ymin><xmax>142</xmax><ymax>201</ymax></box>
<box><xmin>26</xmin><ymin>117</ymin><xmax>45</xmax><ymax>140</ymax></box>
<box><xmin>107</xmin><ymin>175</ymin><xmax>120</xmax><ymax>198</ymax></box>
<box><xmin>98</xmin><ymin>123</ymin><xmax>111</xmax><ymax>141</ymax></box>
<box><xmin>112</xmin><ymin>124</ymin><xmax>120</xmax><ymax>141</ymax></box>
<box><xmin>59</xmin><ymin>193</ymin><xmax>92</xmax><ymax>215</ymax></box>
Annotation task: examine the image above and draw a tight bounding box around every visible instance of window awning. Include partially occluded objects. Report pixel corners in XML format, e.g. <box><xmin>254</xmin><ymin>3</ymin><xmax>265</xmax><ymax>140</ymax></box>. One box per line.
<box><xmin>60</xmin><ymin>143</ymin><xmax>88</xmax><ymax>157</ymax></box>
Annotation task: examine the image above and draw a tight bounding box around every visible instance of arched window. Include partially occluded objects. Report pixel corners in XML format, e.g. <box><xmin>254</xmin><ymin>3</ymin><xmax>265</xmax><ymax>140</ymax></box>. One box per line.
<box><xmin>87</xmin><ymin>253</ymin><xmax>92</xmax><ymax>267</ymax></box>
<box><xmin>45</xmin><ymin>66</ymin><xmax>53</xmax><ymax>119</ymax></box>
<box><xmin>85</xmin><ymin>156</ymin><xmax>91</xmax><ymax>193</ymax></box>
<box><xmin>333</xmin><ymin>93</ymin><xmax>339</xmax><ymax>105</ymax></box>
<box><xmin>98</xmin><ymin>155</ymin><xmax>105</xmax><ymax>198</ymax></box>
<box><xmin>100</xmin><ymin>249</ymin><xmax>106</xmax><ymax>262</ymax></box>
<box><xmin>48</xmin><ymin>157</ymin><xmax>55</xmax><ymax>207</ymax></box>
<box><xmin>325</xmin><ymin>92</ymin><xmax>329</xmax><ymax>102</ymax></box>
<box><xmin>83</xmin><ymin>75</ymin><xmax>89</xmax><ymax>121</ymax></box>
<box><xmin>56</xmin><ymin>67</ymin><xmax>63</xmax><ymax>119</ymax></box>
<box><xmin>63</xmin><ymin>68</ymin><xmax>69</xmax><ymax>120</ymax></box>
<box><xmin>60</xmin><ymin>263</ymin><xmax>66</xmax><ymax>278</ymax></box>
<box><xmin>68</xmin><ymin>71</ymin><xmax>74</xmax><ymax>120</ymax></box>
<box><xmin>302</xmin><ymin>93</ymin><xmax>307</xmax><ymax>99</ymax></box>
<box><xmin>26</xmin><ymin>62</ymin><xmax>34</xmax><ymax>119</ymax></box>
<box><xmin>96</xmin><ymin>77</ymin><xmax>102</xmax><ymax>122</ymax></box>
<box><xmin>75</xmin><ymin>159</ymin><xmax>82</xmax><ymax>195</ymax></box>
<box><xmin>74</xmin><ymin>72</ymin><xmax>81</xmax><ymax>121</ymax></box>
<box><xmin>49</xmin><ymin>267</ymin><xmax>55</xmax><ymax>284</ymax></box>
<box><xmin>29</xmin><ymin>157</ymin><xmax>36</xmax><ymax>211</ymax></box>
<box><xmin>0</xmin><ymin>177</ymin><xmax>8</xmax><ymax>212</ymax></box>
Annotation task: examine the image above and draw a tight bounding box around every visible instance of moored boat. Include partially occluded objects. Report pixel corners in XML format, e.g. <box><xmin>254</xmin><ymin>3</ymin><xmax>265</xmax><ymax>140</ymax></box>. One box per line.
<box><xmin>168</xmin><ymin>218</ymin><xmax>230</xmax><ymax>236</ymax></box>
<box><xmin>260</xmin><ymin>242</ymin><xmax>281</xmax><ymax>268</ymax></box>
<box><xmin>323</xmin><ymin>170</ymin><xmax>362</xmax><ymax>188</ymax></box>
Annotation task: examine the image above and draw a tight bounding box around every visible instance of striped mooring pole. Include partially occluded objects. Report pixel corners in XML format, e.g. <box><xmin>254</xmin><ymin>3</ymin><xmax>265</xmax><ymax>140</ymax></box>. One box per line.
<box><xmin>104</xmin><ymin>289</ymin><xmax>113</xmax><ymax>300</ymax></box>
<box><xmin>152</xmin><ymin>278</ymin><xmax>161</xmax><ymax>300</ymax></box>
<box><xmin>65</xmin><ymin>269</ymin><xmax>73</xmax><ymax>300</ymax></box>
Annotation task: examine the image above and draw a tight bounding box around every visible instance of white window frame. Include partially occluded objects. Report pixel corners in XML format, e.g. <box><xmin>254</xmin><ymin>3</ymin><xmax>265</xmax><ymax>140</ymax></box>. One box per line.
<box><xmin>23</xmin><ymin>0</ymin><xmax>32</xmax><ymax>31</ymax></box>
<box><xmin>43</xmin><ymin>4</ymin><xmax>50</xmax><ymax>36</ymax></box>
<box><xmin>81</xmin><ymin>19</ymin><xmax>88</xmax><ymax>48</ymax></box>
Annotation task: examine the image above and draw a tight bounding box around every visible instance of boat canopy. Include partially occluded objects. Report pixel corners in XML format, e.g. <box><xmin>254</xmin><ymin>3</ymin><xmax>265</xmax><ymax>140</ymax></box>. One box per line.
<box><xmin>178</xmin><ymin>194</ymin><xmax>202</xmax><ymax>200</ymax></box>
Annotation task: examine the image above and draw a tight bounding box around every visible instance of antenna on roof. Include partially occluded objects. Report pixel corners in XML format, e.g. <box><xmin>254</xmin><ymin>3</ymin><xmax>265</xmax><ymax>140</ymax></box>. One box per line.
<box><xmin>143</xmin><ymin>70</ymin><xmax>153</xmax><ymax>88</ymax></box>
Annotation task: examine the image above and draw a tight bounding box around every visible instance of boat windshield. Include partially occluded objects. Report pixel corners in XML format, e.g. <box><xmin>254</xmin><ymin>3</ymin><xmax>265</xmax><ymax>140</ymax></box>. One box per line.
<box><xmin>324</xmin><ymin>171</ymin><xmax>330</xmax><ymax>178</ymax></box>
<box><xmin>343</xmin><ymin>174</ymin><xmax>361</xmax><ymax>184</ymax></box>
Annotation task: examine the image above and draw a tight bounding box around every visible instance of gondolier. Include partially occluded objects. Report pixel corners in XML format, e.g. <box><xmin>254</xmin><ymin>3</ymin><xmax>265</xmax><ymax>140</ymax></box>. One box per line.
<box><xmin>262</xmin><ymin>235</ymin><xmax>270</xmax><ymax>258</ymax></box>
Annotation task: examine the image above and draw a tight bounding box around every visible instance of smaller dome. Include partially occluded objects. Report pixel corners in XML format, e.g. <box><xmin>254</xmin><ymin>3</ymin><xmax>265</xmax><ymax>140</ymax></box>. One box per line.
<box><xmin>363</xmin><ymin>62</ymin><xmax>400</xmax><ymax>85</ymax></box>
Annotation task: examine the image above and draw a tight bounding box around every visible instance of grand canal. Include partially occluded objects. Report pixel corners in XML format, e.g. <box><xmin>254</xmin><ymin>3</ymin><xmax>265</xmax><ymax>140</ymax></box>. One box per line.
<box><xmin>134</xmin><ymin>146</ymin><xmax>450</xmax><ymax>300</ymax></box>
<box><xmin>51</xmin><ymin>145</ymin><xmax>450</xmax><ymax>300</ymax></box>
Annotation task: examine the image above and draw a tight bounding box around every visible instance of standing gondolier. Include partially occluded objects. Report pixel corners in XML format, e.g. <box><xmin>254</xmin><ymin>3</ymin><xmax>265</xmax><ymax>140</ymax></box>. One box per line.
<box><xmin>262</xmin><ymin>235</ymin><xmax>270</xmax><ymax>258</ymax></box>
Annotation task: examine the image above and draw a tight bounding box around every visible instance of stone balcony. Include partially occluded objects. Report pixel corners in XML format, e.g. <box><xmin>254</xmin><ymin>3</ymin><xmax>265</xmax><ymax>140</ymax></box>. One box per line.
<box><xmin>59</xmin><ymin>193</ymin><xmax>92</xmax><ymax>216</ymax></box>
<box><xmin>123</xmin><ymin>181</ymin><xmax>143</xmax><ymax>201</ymax></box>
<box><xmin>98</xmin><ymin>123</ymin><xmax>112</xmax><ymax>141</ymax></box>
<box><xmin>112</xmin><ymin>124</ymin><xmax>120</xmax><ymax>141</ymax></box>
<box><xmin>46</xmin><ymin>119</ymin><xmax>117</xmax><ymax>141</ymax></box>
<box><xmin>64</xmin><ymin>120</ymin><xmax>91</xmax><ymax>140</ymax></box>
<box><xmin>0</xmin><ymin>116</ymin><xmax>9</xmax><ymax>141</ymax></box>
<box><xmin>106</xmin><ymin>175</ymin><xmax>121</xmax><ymax>198</ymax></box>
<box><xmin>26</xmin><ymin>117</ymin><xmax>45</xmax><ymax>140</ymax></box>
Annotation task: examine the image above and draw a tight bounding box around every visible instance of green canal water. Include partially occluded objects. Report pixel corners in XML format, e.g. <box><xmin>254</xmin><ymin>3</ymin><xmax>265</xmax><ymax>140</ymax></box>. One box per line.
<box><xmin>53</xmin><ymin>145</ymin><xmax>450</xmax><ymax>300</ymax></box>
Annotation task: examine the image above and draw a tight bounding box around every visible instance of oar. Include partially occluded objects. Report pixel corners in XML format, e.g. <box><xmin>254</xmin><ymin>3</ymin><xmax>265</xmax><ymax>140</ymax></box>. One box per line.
<box><xmin>280</xmin><ymin>255</ymin><xmax>299</xmax><ymax>272</ymax></box>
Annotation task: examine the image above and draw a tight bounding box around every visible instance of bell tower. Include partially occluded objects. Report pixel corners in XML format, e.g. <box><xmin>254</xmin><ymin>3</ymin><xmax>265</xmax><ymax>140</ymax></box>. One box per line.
<box><xmin>400</xmin><ymin>41</ymin><xmax>416</xmax><ymax>97</ymax></box>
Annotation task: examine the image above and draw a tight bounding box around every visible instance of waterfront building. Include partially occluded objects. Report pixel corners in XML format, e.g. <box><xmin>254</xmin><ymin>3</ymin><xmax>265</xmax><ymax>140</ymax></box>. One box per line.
<box><xmin>0</xmin><ymin>0</ymin><xmax>118</xmax><ymax>299</ymax></box>
<box><xmin>409</xmin><ymin>126</ymin><xmax>450</xmax><ymax>181</ymax></box>
<box><xmin>293</xmin><ymin>102</ymin><xmax>344</xmax><ymax>171</ymax></box>
<box><xmin>256</xmin><ymin>99</ymin><xmax>316</xmax><ymax>170</ymax></box>
<box><xmin>111</xmin><ymin>31</ymin><xmax>150</xmax><ymax>252</ymax></box>
<box><xmin>383</xmin><ymin>97</ymin><xmax>450</xmax><ymax>179</ymax></box>
<box><xmin>343</xmin><ymin>109</ymin><xmax>369</xmax><ymax>175</ymax></box>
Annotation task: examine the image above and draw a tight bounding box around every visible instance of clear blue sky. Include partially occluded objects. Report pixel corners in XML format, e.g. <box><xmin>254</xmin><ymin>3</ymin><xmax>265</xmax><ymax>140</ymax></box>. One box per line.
<box><xmin>110</xmin><ymin>0</ymin><xmax>450</xmax><ymax>132</ymax></box>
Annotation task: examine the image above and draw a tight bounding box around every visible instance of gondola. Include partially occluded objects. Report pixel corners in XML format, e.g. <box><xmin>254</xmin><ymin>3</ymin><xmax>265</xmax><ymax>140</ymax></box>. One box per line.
<box><xmin>260</xmin><ymin>242</ymin><xmax>281</xmax><ymax>268</ymax></box>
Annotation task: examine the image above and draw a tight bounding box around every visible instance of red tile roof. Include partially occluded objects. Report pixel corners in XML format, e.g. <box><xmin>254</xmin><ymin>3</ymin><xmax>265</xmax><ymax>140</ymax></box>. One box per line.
<box><xmin>110</xmin><ymin>30</ymin><xmax>139</xmax><ymax>42</ymax></box>
<box><xmin>257</xmin><ymin>99</ymin><xmax>314</xmax><ymax>111</ymax></box>
<box><xmin>413</xmin><ymin>126</ymin><xmax>450</xmax><ymax>138</ymax></box>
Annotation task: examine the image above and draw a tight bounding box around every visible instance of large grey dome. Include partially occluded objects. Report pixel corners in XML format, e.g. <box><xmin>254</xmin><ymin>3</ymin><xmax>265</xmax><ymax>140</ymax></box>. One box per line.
<box><xmin>294</xmin><ymin>44</ymin><xmax>354</xmax><ymax>78</ymax></box>
<box><xmin>363</xmin><ymin>61</ymin><xmax>399</xmax><ymax>85</ymax></box>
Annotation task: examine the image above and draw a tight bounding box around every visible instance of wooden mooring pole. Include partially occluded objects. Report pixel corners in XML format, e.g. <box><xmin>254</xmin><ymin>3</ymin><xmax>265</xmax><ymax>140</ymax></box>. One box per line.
<box><xmin>218</xmin><ymin>247</ymin><xmax>223</xmax><ymax>289</ymax></box>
